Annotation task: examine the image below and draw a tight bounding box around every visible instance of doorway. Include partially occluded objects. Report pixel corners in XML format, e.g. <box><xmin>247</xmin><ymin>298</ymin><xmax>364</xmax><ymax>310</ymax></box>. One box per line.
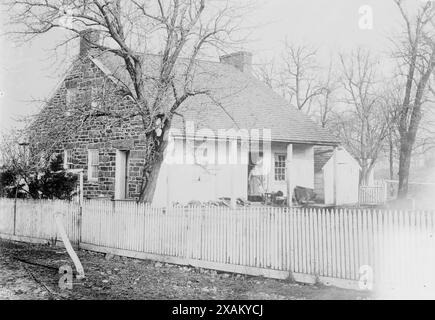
<box><xmin>248</xmin><ymin>151</ymin><xmax>265</xmax><ymax>202</ymax></box>
<box><xmin>115</xmin><ymin>150</ymin><xmax>129</xmax><ymax>199</ymax></box>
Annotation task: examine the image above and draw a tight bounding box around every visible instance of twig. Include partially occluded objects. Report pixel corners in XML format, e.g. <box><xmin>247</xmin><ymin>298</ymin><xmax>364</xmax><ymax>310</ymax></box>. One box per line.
<box><xmin>13</xmin><ymin>256</ymin><xmax>59</xmax><ymax>271</ymax></box>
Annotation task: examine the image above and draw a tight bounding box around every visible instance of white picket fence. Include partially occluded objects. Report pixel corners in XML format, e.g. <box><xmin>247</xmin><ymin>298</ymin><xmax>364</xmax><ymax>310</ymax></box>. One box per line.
<box><xmin>0</xmin><ymin>199</ymin><xmax>81</xmax><ymax>244</ymax></box>
<box><xmin>1</xmin><ymin>198</ymin><xmax>435</xmax><ymax>293</ymax></box>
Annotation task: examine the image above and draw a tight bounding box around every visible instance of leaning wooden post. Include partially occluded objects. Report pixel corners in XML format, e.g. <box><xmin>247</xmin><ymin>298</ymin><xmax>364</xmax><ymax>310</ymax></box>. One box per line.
<box><xmin>55</xmin><ymin>213</ymin><xmax>85</xmax><ymax>279</ymax></box>
<box><xmin>286</xmin><ymin>144</ymin><xmax>293</xmax><ymax>207</ymax></box>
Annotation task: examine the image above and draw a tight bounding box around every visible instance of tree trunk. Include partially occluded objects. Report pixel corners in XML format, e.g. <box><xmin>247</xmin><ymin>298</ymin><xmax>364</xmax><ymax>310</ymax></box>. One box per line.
<box><xmin>389</xmin><ymin>131</ymin><xmax>394</xmax><ymax>180</ymax></box>
<box><xmin>360</xmin><ymin>156</ymin><xmax>370</xmax><ymax>186</ymax></box>
<box><xmin>397</xmin><ymin>135</ymin><xmax>412</xmax><ymax>199</ymax></box>
<box><xmin>360</xmin><ymin>165</ymin><xmax>368</xmax><ymax>186</ymax></box>
<box><xmin>359</xmin><ymin>121</ymin><xmax>368</xmax><ymax>185</ymax></box>
<box><xmin>397</xmin><ymin>101</ymin><xmax>423</xmax><ymax>199</ymax></box>
<box><xmin>138</xmin><ymin>121</ymin><xmax>171</xmax><ymax>203</ymax></box>
<box><xmin>140</xmin><ymin>153</ymin><xmax>165</xmax><ymax>203</ymax></box>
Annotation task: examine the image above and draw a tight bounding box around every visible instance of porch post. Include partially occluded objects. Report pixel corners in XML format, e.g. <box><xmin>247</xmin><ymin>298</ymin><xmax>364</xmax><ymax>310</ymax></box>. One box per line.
<box><xmin>166</xmin><ymin>165</ymin><xmax>171</xmax><ymax>209</ymax></box>
<box><xmin>286</xmin><ymin>144</ymin><xmax>293</xmax><ymax>207</ymax></box>
<box><xmin>333</xmin><ymin>147</ymin><xmax>338</xmax><ymax>205</ymax></box>
<box><xmin>229</xmin><ymin>137</ymin><xmax>238</xmax><ymax>209</ymax></box>
<box><xmin>230</xmin><ymin>165</ymin><xmax>237</xmax><ymax>209</ymax></box>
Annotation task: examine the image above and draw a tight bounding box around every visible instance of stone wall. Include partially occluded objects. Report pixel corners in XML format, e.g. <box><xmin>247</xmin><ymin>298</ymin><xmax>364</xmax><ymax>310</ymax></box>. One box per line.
<box><xmin>31</xmin><ymin>55</ymin><xmax>147</xmax><ymax>200</ymax></box>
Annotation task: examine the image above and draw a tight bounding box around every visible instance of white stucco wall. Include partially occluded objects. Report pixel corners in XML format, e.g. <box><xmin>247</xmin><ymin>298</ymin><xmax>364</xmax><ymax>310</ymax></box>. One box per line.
<box><xmin>266</xmin><ymin>143</ymin><xmax>314</xmax><ymax>194</ymax></box>
<box><xmin>293</xmin><ymin>144</ymin><xmax>315</xmax><ymax>189</ymax></box>
<box><xmin>152</xmin><ymin>138</ymin><xmax>315</xmax><ymax>207</ymax></box>
<box><xmin>152</xmin><ymin>137</ymin><xmax>248</xmax><ymax>207</ymax></box>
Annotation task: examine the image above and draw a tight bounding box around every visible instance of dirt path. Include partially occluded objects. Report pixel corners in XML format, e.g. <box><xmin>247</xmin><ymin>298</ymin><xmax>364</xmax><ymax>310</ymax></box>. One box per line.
<box><xmin>0</xmin><ymin>240</ymin><xmax>371</xmax><ymax>300</ymax></box>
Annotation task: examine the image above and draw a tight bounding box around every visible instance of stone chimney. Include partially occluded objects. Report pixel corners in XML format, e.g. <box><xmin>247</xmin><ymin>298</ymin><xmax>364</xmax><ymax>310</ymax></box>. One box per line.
<box><xmin>219</xmin><ymin>51</ymin><xmax>253</xmax><ymax>73</ymax></box>
<box><xmin>79</xmin><ymin>29</ymin><xmax>100</xmax><ymax>57</ymax></box>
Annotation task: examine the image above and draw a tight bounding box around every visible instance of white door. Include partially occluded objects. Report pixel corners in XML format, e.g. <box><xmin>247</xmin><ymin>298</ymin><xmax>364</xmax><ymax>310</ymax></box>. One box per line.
<box><xmin>115</xmin><ymin>150</ymin><xmax>129</xmax><ymax>199</ymax></box>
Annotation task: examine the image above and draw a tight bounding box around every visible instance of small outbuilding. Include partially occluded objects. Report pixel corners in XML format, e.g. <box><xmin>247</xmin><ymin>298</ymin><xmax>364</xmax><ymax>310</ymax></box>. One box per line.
<box><xmin>314</xmin><ymin>146</ymin><xmax>361</xmax><ymax>205</ymax></box>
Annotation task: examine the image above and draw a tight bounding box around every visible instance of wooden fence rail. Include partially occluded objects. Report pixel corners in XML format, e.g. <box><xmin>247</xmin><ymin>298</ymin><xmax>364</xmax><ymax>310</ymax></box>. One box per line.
<box><xmin>1</xmin><ymin>198</ymin><xmax>435</xmax><ymax>292</ymax></box>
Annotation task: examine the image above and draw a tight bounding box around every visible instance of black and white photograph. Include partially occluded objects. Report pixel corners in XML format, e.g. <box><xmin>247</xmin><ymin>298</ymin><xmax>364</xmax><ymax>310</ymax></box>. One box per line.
<box><xmin>1</xmin><ymin>0</ymin><xmax>435</xmax><ymax>305</ymax></box>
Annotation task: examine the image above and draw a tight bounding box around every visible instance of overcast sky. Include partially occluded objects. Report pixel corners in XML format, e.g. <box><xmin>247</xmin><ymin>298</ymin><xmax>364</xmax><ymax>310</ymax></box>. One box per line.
<box><xmin>0</xmin><ymin>0</ymin><xmax>411</xmax><ymax>131</ymax></box>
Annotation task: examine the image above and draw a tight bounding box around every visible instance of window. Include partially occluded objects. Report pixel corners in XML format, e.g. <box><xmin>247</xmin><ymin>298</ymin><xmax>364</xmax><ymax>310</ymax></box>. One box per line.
<box><xmin>274</xmin><ymin>154</ymin><xmax>286</xmax><ymax>181</ymax></box>
<box><xmin>63</xmin><ymin>149</ymin><xmax>73</xmax><ymax>170</ymax></box>
<box><xmin>88</xmin><ymin>149</ymin><xmax>99</xmax><ymax>181</ymax></box>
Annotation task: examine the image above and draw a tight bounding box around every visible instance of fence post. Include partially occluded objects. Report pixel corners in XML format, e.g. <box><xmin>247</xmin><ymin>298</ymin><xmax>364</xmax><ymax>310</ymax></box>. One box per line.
<box><xmin>13</xmin><ymin>196</ymin><xmax>17</xmax><ymax>236</ymax></box>
<box><xmin>286</xmin><ymin>143</ymin><xmax>293</xmax><ymax>207</ymax></box>
<box><xmin>78</xmin><ymin>201</ymin><xmax>83</xmax><ymax>249</ymax></box>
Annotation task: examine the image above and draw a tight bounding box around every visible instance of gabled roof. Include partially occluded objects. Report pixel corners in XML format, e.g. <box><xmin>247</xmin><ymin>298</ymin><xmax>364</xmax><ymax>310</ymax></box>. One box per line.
<box><xmin>314</xmin><ymin>146</ymin><xmax>361</xmax><ymax>172</ymax></box>
<box><xmin>91</xmin><ymin>51</ymin><xmax>340</xmax><ymax>145</ymax></box>
<box><xmin>314</xmin><ymin>146</ymin><xmax>334</xmax><ymax>172</ymax></box>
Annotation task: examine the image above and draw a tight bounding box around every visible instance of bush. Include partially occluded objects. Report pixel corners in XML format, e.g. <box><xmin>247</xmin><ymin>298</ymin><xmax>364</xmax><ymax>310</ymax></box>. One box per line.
<box><xmin>0</xmin><ymin>154</ymin><xmax>78</xmax><ymax>200</ymax></box>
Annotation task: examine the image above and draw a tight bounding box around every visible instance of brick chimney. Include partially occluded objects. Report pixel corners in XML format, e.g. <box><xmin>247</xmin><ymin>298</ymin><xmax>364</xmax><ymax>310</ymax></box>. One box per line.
<box><xmin>219</xmin><ymin>51</ymin><xmax>253</xmax><ymax>73</ymax></box>
<box><xmin>79</xmin><ymin>29</ymin><xmax>100</xmax><ymax>57</ymax></box>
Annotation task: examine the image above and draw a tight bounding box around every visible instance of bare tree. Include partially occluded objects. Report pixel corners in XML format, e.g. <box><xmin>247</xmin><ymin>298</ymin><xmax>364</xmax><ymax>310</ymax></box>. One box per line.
<box><xmin>279</xmin><ymin>41</ymin><xmax>324</xmax><ymax>113</ymax></box>
<box><xmin>378</xmin><ymin>79</ymin><xmax>404</xmax><ymax>181</ymax></box>
<box><xmin>337</xmin><ymin>48</ymin><xmax>394</xmax><ymax>184</ymax></box>
<box><xmin>254</xmin><ymin>57</ymin><xmax>279</xmax><ymax>89</ymax></box>
<box><xmin>0</xmin><ymin>130</ymin><xmax>34</xmax><ymax>189</ymax></box>
<box><xmin>312</xmin><ymin>60</ymin><xmax>340</xmax><ymax>128</ymax></box>
<box><xmin>254</xmin><ymin>48</ymin><xmax>338</xmax><ymax>128</ymax></box>
<box><xmin>4</xmin><ymin>0</ymin><xmax>250</xmax><ymax>202</ymax></box>
<box><xmin>392</xmin><ymin>0</ymin><xmax>435</xmax><ymax>198</ymax></box>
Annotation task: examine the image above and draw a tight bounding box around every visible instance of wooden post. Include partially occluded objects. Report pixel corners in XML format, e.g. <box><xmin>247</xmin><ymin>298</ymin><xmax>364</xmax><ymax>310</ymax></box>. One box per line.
<box><xmin>333</xmin><ymin>147</ymin><xmax>338</xmax><ymax>206</ymax></box>
<box><xmin>166</xmin><ymin>165</ymin><xmax>171</xmax><ymax>209</ymax></box>
<box><xmin>55</xmin><ymin>213</ymin><xmax>85</xmax><ymax>279</ymax></box>
<box><xmin>230</xmin><ymin>139</ymin><xmax>237</xmax><ymax>209</ymax></box>
<box><xmin>79</xmin><ymin>170</ymin><xmax>84</xmax><ymax>249</ymax></box>
<box><xmin>230</xmin><ymin>165</ymin><xmax>237</xmax><ymax>209</ymax></box>
<box><xmin>286</xmin><ymin>144</ymin><xmax>293</xmax><ymax>207</ymax></box>
<box><xmin>13</xmin><ymin>188</ymin><xmax>17</xmax><ymax>236</ymax></box>
<box><xmin>79</xmin><ymin>170</ymin><xmax>84</xmax><ymax>206</ymax></box>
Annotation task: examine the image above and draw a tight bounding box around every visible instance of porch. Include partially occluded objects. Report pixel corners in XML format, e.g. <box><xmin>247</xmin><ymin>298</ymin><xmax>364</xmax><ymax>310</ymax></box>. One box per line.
<box><xmin>153</xmin><ymin>140</ymin><xmax>344</xmax><ymax>207</ymax></box>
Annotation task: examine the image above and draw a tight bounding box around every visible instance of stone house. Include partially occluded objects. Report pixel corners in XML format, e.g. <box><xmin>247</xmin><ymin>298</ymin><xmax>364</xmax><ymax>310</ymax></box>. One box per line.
<box><xmin>31</xmin><ymin>31</ymin><xmax>341</xmax><ymax>206</ymax></box>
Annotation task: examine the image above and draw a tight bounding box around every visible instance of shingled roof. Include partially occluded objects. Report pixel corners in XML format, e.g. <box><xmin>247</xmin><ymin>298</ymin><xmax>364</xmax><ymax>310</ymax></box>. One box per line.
<box><xmin>314</xmin><ymin>146</ymin><xmax>334</xmax><ymax>172</ymax></box>
<box><xmin>91</xmin><ymin>51</ymin><xmax>339</xmax><ymax>145</ymax></box>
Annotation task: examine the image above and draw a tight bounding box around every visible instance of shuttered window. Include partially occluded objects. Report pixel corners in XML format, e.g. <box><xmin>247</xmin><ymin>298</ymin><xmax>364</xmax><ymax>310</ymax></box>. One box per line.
<box><xmin>63</xmin><ymin>149</ymin><xmax>73</xmax><ymax>169</ymax></box>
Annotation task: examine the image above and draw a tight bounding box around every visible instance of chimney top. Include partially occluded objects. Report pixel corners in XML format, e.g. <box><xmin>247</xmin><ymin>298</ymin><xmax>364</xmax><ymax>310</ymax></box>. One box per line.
<box><xmin>79</xmin><ymin>29</ymin><xmax>100</xmax><ymax>57</ymax></box>
<box><xmin>219</xmin><ymin>51</ymin><xmax>253</xmax><ymax>73</ymax></box>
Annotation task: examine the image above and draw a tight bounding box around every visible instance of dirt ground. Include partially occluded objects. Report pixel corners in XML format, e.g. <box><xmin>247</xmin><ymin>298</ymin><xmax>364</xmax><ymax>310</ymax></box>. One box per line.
<box><xmin>0</xmin><ymin>239</ymin><xmax>371</xmax><ymax>300</ymax></box>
